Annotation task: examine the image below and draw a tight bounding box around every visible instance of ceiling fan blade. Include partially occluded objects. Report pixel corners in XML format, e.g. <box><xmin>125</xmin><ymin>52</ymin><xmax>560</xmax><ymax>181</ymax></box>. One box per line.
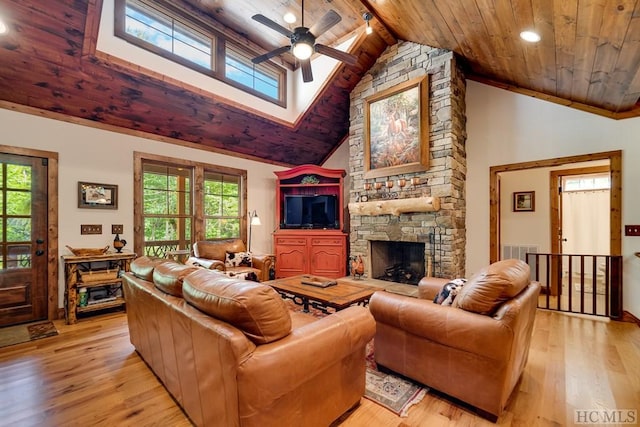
<box><xmin>252</xmin><ymin>14</ymin><xmax>293</xmax><ymax>38</ymax></box>
<box><xmin>300</xmin><ymin>59</ymin><xmax>313</xmax><ymax>82</ymax></box>
<box><xmin>315</xmin><ymin>44</ymin><xmax>358</xmax><ymax>66</ymax></box>
<box><xmin>252</xmin><ymin>45</ymin><xmax>291</xmax><ymax>64</ymax></box>
<box><xmin>308</xmin><ymin>10</ymin><xmax>341</xmax><ymax>37</ymax></box>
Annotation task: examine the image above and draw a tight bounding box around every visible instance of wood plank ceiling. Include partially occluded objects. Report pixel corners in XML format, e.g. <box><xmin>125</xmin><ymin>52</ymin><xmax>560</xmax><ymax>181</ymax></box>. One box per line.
<box><xmin>0</xmin><ymin>0</ymin><xmax>639</xmax><ymax>166</ymax></box>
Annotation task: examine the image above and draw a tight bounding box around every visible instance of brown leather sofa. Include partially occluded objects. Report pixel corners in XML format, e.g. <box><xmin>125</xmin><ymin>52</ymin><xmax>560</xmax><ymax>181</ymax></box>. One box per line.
<box><xmin>369</xmin><ymin>259</ymin><xmax>540</xmax><ymax>420</ymax></box>
<box><xmin>187</xmin><ymin>238</ymin><xmax>274</xmax><ymax>281</ymax></box>
<box><xmin>122</xmin><ymin>256</ymin><xmax>375</xmax><ymax>427</ymax></box>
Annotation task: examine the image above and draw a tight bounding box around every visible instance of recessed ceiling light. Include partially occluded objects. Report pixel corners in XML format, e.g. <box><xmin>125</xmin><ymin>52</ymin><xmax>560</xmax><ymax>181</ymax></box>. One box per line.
<box><xmin>520</xmin><ymin>30</ymin><xmax>541</xmax><ymax>43</ymax></box>
<box><xmin>0</xmin><ymin>19</ymin><xmax>8</xmax><ymax>35</ymax></box>
<box><xmin>283</xmin><ymin>12</ymin><xmax>296</xmax><ymax>24</ymax></box>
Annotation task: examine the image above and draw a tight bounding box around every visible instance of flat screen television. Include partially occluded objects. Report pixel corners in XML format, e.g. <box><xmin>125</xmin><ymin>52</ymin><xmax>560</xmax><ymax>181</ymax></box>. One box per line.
<box><xmin>283</xmin><ymin>194</ymin><xmax>339</xmax><ymax>229</ymax></box>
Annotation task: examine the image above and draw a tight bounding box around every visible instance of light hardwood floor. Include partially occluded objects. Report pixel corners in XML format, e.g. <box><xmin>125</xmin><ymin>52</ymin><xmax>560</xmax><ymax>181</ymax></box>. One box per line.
<box><xmin>0</xmin><ymin>310</ymin><xmax>638</xmax><ymax>427</ymax></box>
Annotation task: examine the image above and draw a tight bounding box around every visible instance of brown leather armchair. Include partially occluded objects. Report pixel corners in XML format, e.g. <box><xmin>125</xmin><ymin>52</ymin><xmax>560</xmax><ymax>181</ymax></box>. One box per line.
<box><xmin>369</xmin><ymin>259</ymin><xmax>541</xmax><ymax>420</ymax></box>
<box><xmin>188</xmin><ymin>238</ymin><xmax>274</xmax><ymax>281</ymax></box>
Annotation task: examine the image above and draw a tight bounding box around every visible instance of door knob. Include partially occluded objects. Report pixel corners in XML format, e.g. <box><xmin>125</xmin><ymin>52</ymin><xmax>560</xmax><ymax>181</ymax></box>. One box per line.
<box><xmin>35</xmin><ymin>249</ymin><xmax>45</xmax><ymax>256</ymax></box>
<box><xmin>36</xmin><ymin>238</ymin><xmax>44</xmax><ymax>244</ymax></box>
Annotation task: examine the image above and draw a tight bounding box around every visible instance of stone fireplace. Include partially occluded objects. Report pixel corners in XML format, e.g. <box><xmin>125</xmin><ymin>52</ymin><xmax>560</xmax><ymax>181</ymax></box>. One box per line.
<box><xmin>348</xmin><ymin>42</ymin><xmax>467</xmax><ymax>280</ymax></box>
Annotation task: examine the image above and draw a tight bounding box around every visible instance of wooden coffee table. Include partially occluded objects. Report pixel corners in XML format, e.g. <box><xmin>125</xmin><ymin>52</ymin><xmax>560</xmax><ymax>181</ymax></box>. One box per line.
<box><xmin>264</xmin><ymin>275</ymin><xmax>378</xmax><ymax>313</ymax></box>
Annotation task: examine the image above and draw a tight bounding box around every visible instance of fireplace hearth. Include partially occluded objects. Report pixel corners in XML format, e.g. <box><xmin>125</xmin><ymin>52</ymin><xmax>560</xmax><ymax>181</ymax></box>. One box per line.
<box><xmin>370</xmin><ymin>241</ymin><xmax>426</xmax><ymax>285</ymax></box>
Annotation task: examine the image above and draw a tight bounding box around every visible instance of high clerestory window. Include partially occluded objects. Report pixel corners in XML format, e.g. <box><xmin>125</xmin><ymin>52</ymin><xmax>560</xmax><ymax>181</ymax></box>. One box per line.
<box><xmin>115</xmin><ymin>0</ymin><xmax>286</xmax><ymax>106</ymax></box>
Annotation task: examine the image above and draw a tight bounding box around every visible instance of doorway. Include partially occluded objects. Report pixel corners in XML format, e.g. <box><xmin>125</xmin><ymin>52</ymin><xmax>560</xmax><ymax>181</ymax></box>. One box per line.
<box><xmin>0</xmin><ymin>146</ymin><xmax>59</xmax><ymax>326</ymax></box>
<box><xmin>489</xmin><ymin>151</ymin><xmax>621</xmax><ymax>262</ymax></box>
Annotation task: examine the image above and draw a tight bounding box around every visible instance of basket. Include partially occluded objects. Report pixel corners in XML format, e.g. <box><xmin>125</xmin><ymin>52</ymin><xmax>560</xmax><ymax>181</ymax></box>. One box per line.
<box><xmin>79</xmin><ymin>268</ymin><xmax>120</xmax><ymax>282</ymax></box>
<box><xmin>66</xmin><ymin>245</ymin><xmax>110</xmax><ymax>256</ymax></box>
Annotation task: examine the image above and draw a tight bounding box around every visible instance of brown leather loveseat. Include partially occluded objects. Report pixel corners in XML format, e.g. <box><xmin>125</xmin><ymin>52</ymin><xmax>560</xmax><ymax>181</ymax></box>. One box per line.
<box><xmin>122</xmin><ymin>256</ymin><xmax>375</xmax><ymax>427</ymax></box>
<box><xmin>187</xmin><ymin>238</ymin><xmax>274</xmax><ymax>281</ymax></box>
<box><xmin>369</xmin><ymin>259</ymin><xmax>540</xmax><ymax>420</ymax></box>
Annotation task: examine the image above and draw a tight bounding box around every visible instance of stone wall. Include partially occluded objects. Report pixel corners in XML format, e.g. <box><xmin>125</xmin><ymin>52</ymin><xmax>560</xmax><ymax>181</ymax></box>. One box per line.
<box><xmin>348</xmin><ymin>41</ymin><xmax>467</xmax><ymax>278</ymax></box>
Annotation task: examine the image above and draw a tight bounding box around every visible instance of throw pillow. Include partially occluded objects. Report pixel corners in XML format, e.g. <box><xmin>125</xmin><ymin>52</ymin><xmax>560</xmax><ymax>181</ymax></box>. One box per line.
<box><xmin>225</xmin><ymin>251</ymin><xmax>252</xmax><ymax>267</ymax></box>
<box><xmin>433</xmin><ymin>278</ymin><xmax>467</xmax><ymax>306</ymax></box>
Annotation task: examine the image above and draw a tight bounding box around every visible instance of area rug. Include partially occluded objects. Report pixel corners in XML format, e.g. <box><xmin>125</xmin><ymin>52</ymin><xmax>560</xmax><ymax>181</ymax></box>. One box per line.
<box><xmin>0</xmin><ymin>321</ymin><xmax>58</xmax><ymax>348</ymax></box>
<box><xmin>364</xmin><ymin>368</ymin><xmax>427</xmax><ymax>416</ymax></box>
<box><xmin>284</xmin><ymin>299</ymin><xmax>428</xmax><ymax>416</ymax></box>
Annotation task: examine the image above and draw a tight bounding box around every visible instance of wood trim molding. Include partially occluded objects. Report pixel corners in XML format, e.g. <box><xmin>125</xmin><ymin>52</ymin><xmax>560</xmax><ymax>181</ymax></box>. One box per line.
<box><xmin>621</xmin><ymin>310</ymin><xmax>640</xmax><ymax>327</ymax></box>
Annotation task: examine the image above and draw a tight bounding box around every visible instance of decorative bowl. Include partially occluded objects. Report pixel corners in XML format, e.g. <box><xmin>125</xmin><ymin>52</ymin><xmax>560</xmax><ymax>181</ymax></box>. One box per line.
<box><xmin>65</xmin><ymin>245</ymin><xmax>110</xmax><ymax>256</ymax></box>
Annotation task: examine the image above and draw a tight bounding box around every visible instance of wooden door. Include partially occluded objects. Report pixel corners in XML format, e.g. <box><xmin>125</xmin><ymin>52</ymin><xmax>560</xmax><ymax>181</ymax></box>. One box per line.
<box><xmin>0</xmin><ymin>153</ymin><xmax>48</xmax><ymax>326</ymax></box>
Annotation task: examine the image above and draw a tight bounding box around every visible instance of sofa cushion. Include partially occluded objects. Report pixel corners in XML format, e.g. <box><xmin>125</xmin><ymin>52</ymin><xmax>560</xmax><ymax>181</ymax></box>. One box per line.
<box><xmin>153</xmin><ymin>261</ymin><xmax>199</xmax><ymax>297</ymax></box>
<box><xmin>452</xmin><ymin>259</ymin><xmax>530</xmax><ymax>315</ymax></box>
<box><xmin>225</xmin><ymin>251</ymin><xmax>252</xmax><ymax>267</ymax></box>
<box><xmin>182</xmin><ymin>268</ymin><xmax>292</xmax><ymax>344</ymax></box>
<box><xmin>193</xmin><ymin>239</ymin><xmax>246</xmax><ymax>261</ymax></box>
<box><xmin>130</xmin><ymin>256</ymin><xmax>168</xmax><ymax>281</ymax></box>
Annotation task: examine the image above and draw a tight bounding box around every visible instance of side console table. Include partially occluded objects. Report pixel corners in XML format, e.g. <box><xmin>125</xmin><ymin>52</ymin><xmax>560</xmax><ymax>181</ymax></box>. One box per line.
<box><xmin>62</xmin><ymin>252</ymin><xmax>136</xmax><ymax>324</ymax></box>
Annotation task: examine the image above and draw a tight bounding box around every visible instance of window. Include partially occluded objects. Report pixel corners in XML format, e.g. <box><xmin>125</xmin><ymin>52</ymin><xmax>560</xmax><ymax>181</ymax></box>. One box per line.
<box><xmin>115</xmin><ymin>0</ymin><xmax>286</xmax><ymax>106</ymax></box>
<box><xmin>225</xmin><ymin>45</ymin><xmax>282</xmax><ymax>103</ymax></box>
<box><xmin>1</xmin><ymin>163</ymin><xmax>32</xmax><ymax>269</ymax></box>
<box><xmin>563</xmin><ymin>173</ymin><xmax>610</xmax><ymax>192</ymax></box>
<box><xmin>136</xmin><ymin>155</ymin><xmax>247</xmax><ymax>258</ymax></box>
<box><xmin>120</xmin><ymin>0</ymin><xmax>213</xmax><ymax>71</ymax></box>
<box><xmin>204</xmin><ymin>172</ymin><xmax>241</xmax><ymax>239</ymax></box>
<box><xmin>142</xmin><ymin>163</ymin><xmax>192</xmax><ymax>257</ymax></box>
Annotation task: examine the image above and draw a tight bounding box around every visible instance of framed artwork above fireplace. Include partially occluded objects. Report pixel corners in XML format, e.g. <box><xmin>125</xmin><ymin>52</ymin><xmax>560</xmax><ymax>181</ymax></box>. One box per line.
<box><xmin>363</xmin><ymin>75</ymin><xmax>429</xmax><ymax>179</ymax></box>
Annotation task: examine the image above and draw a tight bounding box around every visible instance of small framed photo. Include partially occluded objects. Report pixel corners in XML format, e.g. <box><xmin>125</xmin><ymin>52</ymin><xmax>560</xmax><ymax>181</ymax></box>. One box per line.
<box><xmin>513</xmin><ymin>191</ymin><xmax>535</xmax><ymax>212</ymax></box>
<box><xmin>78</xmin><ymin>182</ymin><xmax>118</xmax><ymax>209</ymax></box>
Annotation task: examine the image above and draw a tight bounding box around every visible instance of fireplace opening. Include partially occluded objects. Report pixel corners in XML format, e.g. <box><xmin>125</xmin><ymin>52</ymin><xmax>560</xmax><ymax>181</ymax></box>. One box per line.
<box><xmin>370</xmin><ymin>241</ymin><xmax>426</xmax><ymax>285</ymax></box>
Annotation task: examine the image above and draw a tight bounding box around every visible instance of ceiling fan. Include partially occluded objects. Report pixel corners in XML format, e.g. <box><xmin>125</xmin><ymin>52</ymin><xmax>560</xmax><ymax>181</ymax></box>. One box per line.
<box><xmin>251</xmin><ymin>1</ymin><xmax>358</xmax><ymax>83</ymax></box>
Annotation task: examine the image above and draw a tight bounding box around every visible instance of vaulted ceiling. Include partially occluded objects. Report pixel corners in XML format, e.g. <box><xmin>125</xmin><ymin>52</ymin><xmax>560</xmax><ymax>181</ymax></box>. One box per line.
<box><xmin>1</xmin><ymin>1</ymin><xmax>640</xmax><ymax>167</ymax></box>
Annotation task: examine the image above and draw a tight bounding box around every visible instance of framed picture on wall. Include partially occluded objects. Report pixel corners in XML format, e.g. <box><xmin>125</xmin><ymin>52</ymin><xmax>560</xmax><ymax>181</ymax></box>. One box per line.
<box><xmin>363</xmin><ymin>76</ymin><xmax>429</xmax><ymax>179</ymax></box>
<box><xmin>78</xmin><ymin>182</ymin><xmax>118</xmax><ymax>209</ymax></box>
<box><xmin>513</xmin><ymin>191</ymin><xmax>535</xmax><ymax>212</ymax></box>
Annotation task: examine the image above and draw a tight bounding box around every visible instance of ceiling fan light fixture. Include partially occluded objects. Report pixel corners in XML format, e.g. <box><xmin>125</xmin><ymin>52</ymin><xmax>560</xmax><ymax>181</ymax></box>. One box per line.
<box><xmin>520</xmin><ymin>30</ymin><xmax>541</xmax><ymax>43</ymax></box>
<box><xmin>293</xmin><ymin>41</ymin><xmax>313</xmax><ymax>60</ymax></box>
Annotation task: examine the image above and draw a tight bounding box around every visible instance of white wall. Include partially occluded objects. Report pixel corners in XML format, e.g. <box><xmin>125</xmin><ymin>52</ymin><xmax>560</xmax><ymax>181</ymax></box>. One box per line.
<box><xmin>0</xmin><ymin>108</ymin><xmax>283</xmax><ymax>308</ymax></box>
<box><xmin>467</xmin><ymin>80</ymin><xmax>640</xmax><ymax>317</ymax></box>
<box><xmin>500</xmin><ymin>168</ymin><xmax>551</xmax><ymax>252</ymax></box>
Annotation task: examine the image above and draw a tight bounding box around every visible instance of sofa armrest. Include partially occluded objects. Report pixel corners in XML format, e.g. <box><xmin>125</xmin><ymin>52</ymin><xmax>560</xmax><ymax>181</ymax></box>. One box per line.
<box><xmin>370</xmin><ymin>291</ymin><xmax>513</xmax><ymax>361</ymax></box>
<box><xmin>238</xmin><ymin>305</ymin><xmax>375</xmax><ymax>387</ymax></box>
<box><xmin>208</xmin><ymin>260</ymin><xmax>225</xmax><ymax>271</ymax></box>
<box><xmin>250</xmin><ymin>253</ymin><xmax>275</xmax><ymax>281</ymax></box>
<box><xmin>417</xmin><ymin>277</ymin><xmax>450</xmax><ymax>300</ymax></box>
<box><xmin>187</xmin><ymin>256</ymin><xmax>225</xmax><ymax>271</ymax></box>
